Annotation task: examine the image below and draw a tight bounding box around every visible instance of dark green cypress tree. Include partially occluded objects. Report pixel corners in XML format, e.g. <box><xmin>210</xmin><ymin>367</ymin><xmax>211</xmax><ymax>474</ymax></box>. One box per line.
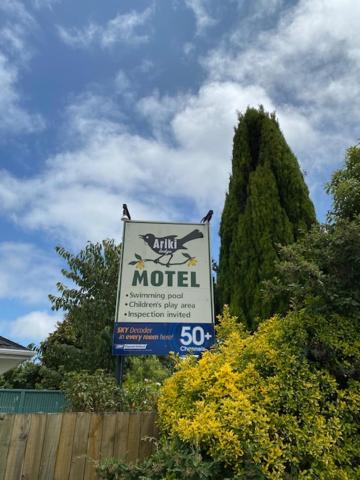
<box><xmin>218</xmin><ymin>107</ymin><xmax>316</xmax><ymax>329</ymax></box>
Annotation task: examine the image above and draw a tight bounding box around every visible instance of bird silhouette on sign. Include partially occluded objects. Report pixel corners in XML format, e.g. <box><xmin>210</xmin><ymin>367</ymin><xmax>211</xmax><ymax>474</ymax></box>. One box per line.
<box><xmin>139</xmin><ymin>229</ymin><xmax>203</xmax><ymax>266</ymax></box>
<box><xmin>201</xmin><ymin>210</ymin><xmax>213</xmax><ymax>223</ymax></box>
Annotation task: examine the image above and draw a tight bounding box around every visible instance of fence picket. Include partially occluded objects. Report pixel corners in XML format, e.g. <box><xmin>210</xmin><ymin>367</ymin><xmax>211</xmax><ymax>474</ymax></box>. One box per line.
<box><xmin>4</xmin><ymin>414</ymin><xmax>31</xmax><ymax>480</ymax></box>
<box><xmin>100</xmin><ymin>414</ymin><xmax>117</xmax><ymax>460</ymax></box>
<box><xmin>54</xmin><ymin>413</ymin><xmax>77</xmax><ymax>480</ymax></box>
<box><xmin>84</xmin><ymin>414</ymin><xmax>103</xmax><ymax>480</ymax></box>
<box><xmin>114</xmin><ymin>412</ymin><xmax>130</xmax><ymax>461</ymax></box>
<box><xmin>139</xmin><ymin>412</ymin><xmax>157</xmax><ymax>460</ymax></box>
<box><xmin>69</xmin><ymin>413</ymin><xmax>91</xmax><ymax>480</ymax></box>
<box><xmin>0</xmin><ymin>414</ymin><xmax>15</xmax><ymax>480</ymax></box>
<box><xmin>38</xmin><ymin>414</ymin><xmax>63</xmax><ymax>480</ymax></box>
<box><xmin>21</xmin><ymin>414</ymin><xmax>47</xmax><ymax>479</ymax></box>
<box><xmin>127</xmin><ymin>413</ymin><xmax>142</xmax><ymax>463</ymax></box>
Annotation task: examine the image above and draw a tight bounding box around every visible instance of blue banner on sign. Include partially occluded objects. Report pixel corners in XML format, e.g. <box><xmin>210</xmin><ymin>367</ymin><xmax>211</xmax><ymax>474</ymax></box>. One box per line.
<box><xmin>113</xmin><ymin>322</ymin><xmax>215</xmax><ymax>356</ymax></box>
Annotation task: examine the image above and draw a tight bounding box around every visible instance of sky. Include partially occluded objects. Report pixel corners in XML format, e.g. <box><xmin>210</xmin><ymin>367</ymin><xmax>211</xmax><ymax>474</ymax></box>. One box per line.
<box><xmin>0</xmin><ymin>0</ymin><xmax>359</xmax><ymax>347</ymax></box>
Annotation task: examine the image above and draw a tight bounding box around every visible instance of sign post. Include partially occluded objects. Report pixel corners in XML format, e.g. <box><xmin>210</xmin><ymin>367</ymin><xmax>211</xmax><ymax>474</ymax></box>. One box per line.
<box><xmin>113</xmin><ymin>221</ymin><xmax>215</xmax><ymax>357</ymax></box>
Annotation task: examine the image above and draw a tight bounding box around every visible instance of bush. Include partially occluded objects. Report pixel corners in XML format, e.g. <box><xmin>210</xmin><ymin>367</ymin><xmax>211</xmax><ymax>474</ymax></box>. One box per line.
<box><xmin>97</xmin><ymin>438</ymin><xmax>229</xmax><ymax>480</ymax></box>
<box><xmin>120</xmin><ymin>378</ymin><xmax>161</xmax><ymax>412</ymax></box>
<box><xmin>61</xmin><ymin>366</ymin><xmax>165</xmax><ymax>412</ymax></box>
<box><xmin>158</xmin><ymin>307</ymin><xmax>360</xmax><ymax>479</ymax></box>
<box><xmin>120</xmin><ymin>356</ymin><xmax>172</xmax><ymax>412</ymax></box>
<box><xmin>62</xmin><ymin>369</ymin><xmax>122</xmax><ymax>412</ymax></box>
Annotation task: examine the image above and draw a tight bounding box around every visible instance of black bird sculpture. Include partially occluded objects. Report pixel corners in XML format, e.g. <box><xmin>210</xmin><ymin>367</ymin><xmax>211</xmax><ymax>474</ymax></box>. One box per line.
<box><xmin>122</xmin><ymin>204</ymin><xmax>131</xmax><ymax>220</ymax></box>
<box><xmin>140</xmin><ymin>229</ymin><xmax>203</xmax><ymax>265</ymax></box>
<box><xmin>201</xmin><ymin>209</ymin><xmax>213</xmax><ymax>223</ymax></box>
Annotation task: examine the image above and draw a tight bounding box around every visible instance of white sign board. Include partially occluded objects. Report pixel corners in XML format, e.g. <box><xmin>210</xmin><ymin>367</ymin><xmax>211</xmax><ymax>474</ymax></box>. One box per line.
<box><xmin>113</xmin><ymin>221</ymin><xmax>215</xmax><ymax>355</ymax></box>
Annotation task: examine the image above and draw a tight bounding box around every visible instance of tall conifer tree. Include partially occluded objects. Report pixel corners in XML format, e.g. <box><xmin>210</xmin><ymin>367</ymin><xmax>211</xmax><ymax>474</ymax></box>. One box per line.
<box><xmin>218</xmin><ymin>107</ymin><xmax>316</xmax><ymax>329</ymax></box>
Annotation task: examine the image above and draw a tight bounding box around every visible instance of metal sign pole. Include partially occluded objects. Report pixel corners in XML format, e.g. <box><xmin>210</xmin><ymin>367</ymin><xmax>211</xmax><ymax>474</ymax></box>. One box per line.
<box><xmin>114</xmin><ymin>217</ymin><xmax>129</xmax><ymax>386</ymax></box>
<box><xmin>115</xmin><ymin>355</ymin><xmax>124</xmax><ymax>386</ymax></box>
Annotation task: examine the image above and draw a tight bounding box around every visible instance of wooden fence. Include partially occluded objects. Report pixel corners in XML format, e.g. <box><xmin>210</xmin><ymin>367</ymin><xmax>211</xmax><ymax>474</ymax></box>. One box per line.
<box><xmin>0</xmin><ymin>412</ymin><xmax>158</xmax><ymax>480</ymax></box>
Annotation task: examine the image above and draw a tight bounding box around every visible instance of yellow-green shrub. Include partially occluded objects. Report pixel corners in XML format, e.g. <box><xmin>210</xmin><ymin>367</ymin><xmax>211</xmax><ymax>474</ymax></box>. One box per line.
<box><xmin>158</xmin><ymin>307</ymin><xmax>360</xmax><ymax>479</ymax></box>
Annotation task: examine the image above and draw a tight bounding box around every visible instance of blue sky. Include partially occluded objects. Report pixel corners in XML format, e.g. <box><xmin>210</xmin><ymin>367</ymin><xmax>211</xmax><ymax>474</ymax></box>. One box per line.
<box><xmin>0</xmin><ymin>0</ymin><xmax>359</xmax><ymax>346</ymax></box>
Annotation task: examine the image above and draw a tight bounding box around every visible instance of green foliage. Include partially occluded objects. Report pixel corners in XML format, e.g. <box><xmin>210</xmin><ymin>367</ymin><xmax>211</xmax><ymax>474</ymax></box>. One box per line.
<box><xmin>264</xmin><ymin>219</ymin><xmax>360</xmax><ymax>321</ymax></box>
<box><xmin>326</xmin><ymin>145</ymin><xmax>360</xmax><ymax>222</ymax></box>
<box><xmin>124</xmin><ymin>356</ymin><xmax>172</xmax><ymax>385</ymax></box>
<box><xmin>98</xmin><ymin>438</ymin><xmax>230</xmax><ymax>480</ymax></box>
<box><xmin>43</xmin><ymin>239</ymin><xmax>122</xmax><ymax>376</ymax></box>
<box><xmin>265</xmin><ymin>145</ymin><xmax>360</xmax><ymax>324</ymax></box>
<box><xmin>120</xmin><ymin>357</ymin><xmax>173</xmax><ymax>412</ymax></box>
<box><xmin>158</xmin><ymin>307</ymin><xmax>360</xmax><ymax>479</ymax></box>
<box><xmin>217</xmin><ymin>107</ymin><xmax>315</xmax><ymax>329</ymax></box>
<box><xmin>39</xmin><ymin>317</ymin><xmax>85</xmax><ymax>379</ymax></box>
<box><xmin>0</xmin><ymin>344</ymin><xmax>62</xmax><ymax>389</ymax></box>
<box><xmin>120</xmin><ymin>379</ymin><xmax>161</xmax><ymax>413</ymax></box>
<box><xmin>61</xmin><ymin>360</ymin><xmax>170</xmax><ymax>412</ymax></box>
<box><xmin>262</xmin><ymin>146</ymin><xmax>360</xmax><ymax>393</ymax></box>
<box><xmin>0</xmin><ymin>360</ymin><xmax>61</xmax><ymax>390</ymax></box>
<box><xmin>62</xmin><ymin>369</ymin><xmax>122</xmax><ymax>412</ymax></box>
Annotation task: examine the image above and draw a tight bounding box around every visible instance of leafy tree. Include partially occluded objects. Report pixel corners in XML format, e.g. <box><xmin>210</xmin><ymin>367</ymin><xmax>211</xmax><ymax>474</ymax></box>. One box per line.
<box><xmin>217</xmin><ymin>107</ymin><xmax>316</xmax><ymax>329</ymax></box>
<box><xmin>0</xmin><ymin>361</ymin><xmax>60</xmax><ymax>390</ymax></box>
<box><xmin>264</xmin><ymin>145</ymin><xmax>360</xmax><ymax>386</ymax></box>
<box><xmin>42</xmin><ymin>239</ymin><xmax>122</xmax><ymax>375</ymax></box>
<box><xmin>0</xmin><ymin>345</ymin><xmax>62</xmax><ymax>390</ymax></box>
<box><xmin>326</xmin><ymin>145</ymin><xmax>360</xmax><ymax>222</ymax></box>
<box><xmin>265</xmin><ymin>219</ymin><xmax>360</xmax><ymax>321</ymax></box>
<box><xmin>0</xmin><ymin>361</ymin><xmax>41</xmax><ymax>389</ymax></box>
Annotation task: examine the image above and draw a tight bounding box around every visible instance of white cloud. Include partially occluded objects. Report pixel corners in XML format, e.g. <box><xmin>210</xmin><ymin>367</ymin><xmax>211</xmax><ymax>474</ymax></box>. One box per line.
<box><xmin>0</xmin><ymin>1</ymin><xmax>34</xmax><ymax>27</ymax></box>
<box><xmin>32</xmin><ymin>0</ymin><xmax>60</xmax><ymax>10</ymax></box>
<box><xmin>236</xmin><ymin>0</ymin><xmax>285</xmax><ymax>18</ymax></box>
<box><xmin>0</xmin><ymin>1</ymin><xmax>44</xmax><ymax>135</ymax></box>
<box><xmin>184</xmin><ymin>0</ymin><xmax>216</xmax><ymax>33</ymax></box>
<box><xmin>200</xmin><ymin>0</ymin><xmax>360</xmax><ymax>187</ymax></box>
<box><xmin>205</xmin><ymin>0</ymin><xmax>360</xmax><ymax>121</ymax></box>
<box><xmin>0</xmin><ymin>81</ymin><xmax>317</xmax><ymax>246</ymax></box>
<box><xmin>8</xmin><ymin>310</ymin><xmax>62</xmax><ymax>341</ymax></box>
<box><xmin>136</xmin><ymin>91</ymin><xmax>191</xmax><ymax>141</ymax></box>
<box><xmin>0</xmin><ymin>84</ymin><xmax>244</xmax><ymax>244</ymax></box>
<box><xmin>58</xmin><ymin>6</ymin><xmax>154</xmax><ymax>49</ymax></box>
<box><xmin>0</xmin><ymin>170</ymin><xmax>21</xmax><ymax>210</ymax></box>
<box><xmin>115</xmin><ymin>70</ymin><xmax>131</xmax><ymax>92</ymax></box>
<box><xmin>0</xmin><ymin>53</ymin><xmax>44</xmax><ymax>135</ymax></box>
<box><xmin>183</xmin><ymin>42</ymin><xmax>195</xmax><ymax>56</ymax></box>
<box><xmin>137</xmin><ymin>59</ymin><xmax>154</xmax><ymax>74</ymax></box>
<box><xmin>114</xmin><ymin>70</ymin><xmax>136</xmax><ymax>103</ymax></box>
<box><xmin>0</xmin><ymin>242</ymin><xmax>59</xmax><ymax>304</ymax></box>
<box><xmin>64</xmin><ymin>92</ymin><xmax>125</xmax><ymax>140</ymax></box>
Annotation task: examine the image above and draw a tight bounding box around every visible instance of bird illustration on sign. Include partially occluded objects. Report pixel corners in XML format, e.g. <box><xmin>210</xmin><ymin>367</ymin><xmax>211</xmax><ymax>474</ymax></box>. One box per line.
<box><xmin>129</xmin><ymin>229</ymin><xmax>203</xmax><ymax>268</ymax></box>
